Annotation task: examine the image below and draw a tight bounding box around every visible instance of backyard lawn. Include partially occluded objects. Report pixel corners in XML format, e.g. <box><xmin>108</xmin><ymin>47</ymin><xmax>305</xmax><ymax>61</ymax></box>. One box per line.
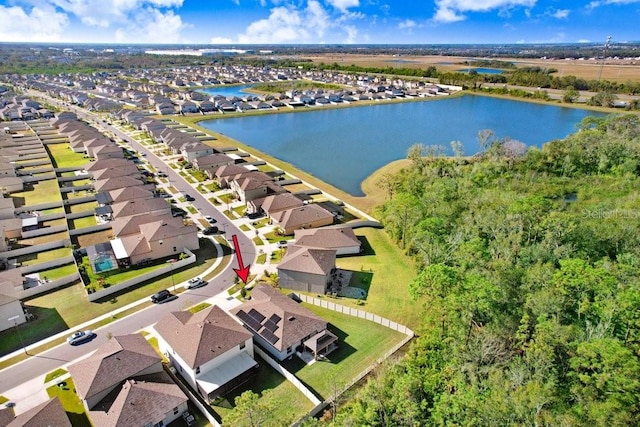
<box><xmin>16</xmin><ymin>247</ymin><xmax>72</xmax><ymax>266</ymax></box>
<box><xmin>282</xmin><ymin>302</ymin><xmax>406</xmax><ymax>400</ymax></box>
<box><xmin>67</xmin><ymin>201</ymin><xmax>97</xmax><ymax>214</ymax></box>
<box><xmin>11</xmin><ymin>179</ymin><xmax>62</xmax><ymax>206</ymax></box>
<box><xmin>46</xmin><ymin>143</ymin><xmax>88</xmax><ymax>169</ymax></box>
<box><xmin>333</xmin><ymin>228</ymin><xmax>421</xmax><ymax>329</ymax></box>
<box><xmin>213</xmin><ymin>355</ymin><xmax>314</xmax><ymax>426</ymax></box>
<box><xmin>69</xmin><ymin>215</ymin><xmax>96</xmax><ymax>230</ymax></box>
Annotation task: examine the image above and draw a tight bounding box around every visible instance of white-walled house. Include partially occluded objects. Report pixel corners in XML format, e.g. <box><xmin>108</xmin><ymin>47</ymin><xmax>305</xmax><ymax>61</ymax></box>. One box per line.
<box><xmin>154</xmin><ymin>305</ymin><xmax>258</xmax><ymax>403</ymax></box>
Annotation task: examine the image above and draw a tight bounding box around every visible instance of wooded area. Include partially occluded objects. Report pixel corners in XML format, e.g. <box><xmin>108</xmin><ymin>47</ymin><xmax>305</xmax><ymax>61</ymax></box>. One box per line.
<box><xmin>311</xmin><ymin>114</ymin><xmax>640</xmax><ymax>426</ymax></box>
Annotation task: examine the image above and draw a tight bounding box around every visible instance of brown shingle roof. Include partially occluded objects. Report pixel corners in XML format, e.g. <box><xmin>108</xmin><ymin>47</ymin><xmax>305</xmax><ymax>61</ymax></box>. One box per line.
<box><xmin>293</xmin><ymin>227</ymin><xmax>361</xmax><ymax>251</ymax></box>
<box><xmin>230</xmin><ymin>284</ymin><xmax>327</xmax><ymax>352</ymax></box>
<box><xmin>272</xmin><ymin>204</ymin><xmax>334</xmax><ymax>230</ymax></box>
<box><xmin>88</xmin><ymin>372</ymin><xmax>187</xmax><ymax>427</ymax></box>
<box><xmin>7</xmin><ymin>397</ymin><xmax>71</xmax><ymax>427</ymax></box>
<box><xmin>261</xmin><ymin>193</ymin><xmax>304</xmax><ymax>215</ymax></box>
<box><xmin>154</xmin><ymin>305</ymin><xmax>252</xmax><ymax>369</ymax></box>
<box><xmin>278</xmin><ymin>245</ymin><xmax>336</xmax><ymax>275</ymax></box>
<box><xmin>68</xmin><ymin>334</ymin><xmax>161</xmax><ymax>400</ymax></box>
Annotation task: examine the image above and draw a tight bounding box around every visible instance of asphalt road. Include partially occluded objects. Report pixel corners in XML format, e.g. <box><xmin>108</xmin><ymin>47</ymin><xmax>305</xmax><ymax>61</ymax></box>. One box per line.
<box><xmin>0</xmin><ymin>102</ymin><xmax>257</xmax><ymax>393</ymax></box>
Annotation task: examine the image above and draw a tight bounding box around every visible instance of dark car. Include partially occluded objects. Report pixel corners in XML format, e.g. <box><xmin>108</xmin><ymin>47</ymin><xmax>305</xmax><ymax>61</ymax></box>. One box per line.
<box><xmin>202</xmin><ymin>226</ymin><xmax>218</xmax><ymax>235</ymax></box>
<box><xmin>67</xmin><ymin>330</ymin><xmax>96</xmax><ymax>346</ymax></box>
<box><xmin>151</xmin><ymin>289</ymin><xmax>172</xmax><ymax>303</ymax></box>
<box><xmin>184</xmin><ymin>194</ymin><xmax>195</xmax><ymax>202</ymax></box>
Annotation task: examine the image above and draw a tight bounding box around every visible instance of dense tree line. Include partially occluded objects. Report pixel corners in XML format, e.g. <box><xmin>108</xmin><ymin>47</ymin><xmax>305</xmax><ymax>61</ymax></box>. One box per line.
<box><xmin>311</xmin><ymin>114</ymin><xmax>640</xmax><ymax>426</ymax></box>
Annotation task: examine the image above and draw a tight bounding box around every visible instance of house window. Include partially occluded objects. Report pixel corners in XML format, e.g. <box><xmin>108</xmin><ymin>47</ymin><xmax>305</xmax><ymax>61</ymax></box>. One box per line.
<box><xmin>173</xmin><ymin>407</ymin><xmax>179</xmax><ymax>415</ymax></box>
<box><xmin>240</xmin><ymin>342</ymin><xmax>246</xmax><ymax>350</ymax></box>
<box><xmin>196</xmin><ymin>366</ymin><xmax>200</xmax><ymax>374</ymax></box>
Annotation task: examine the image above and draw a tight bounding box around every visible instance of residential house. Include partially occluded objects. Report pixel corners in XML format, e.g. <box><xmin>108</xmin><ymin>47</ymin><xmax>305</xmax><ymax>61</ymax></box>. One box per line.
<box><xmin>93</xmin><ymin>144</ymin><xmax>124</xmax><ymax>160</ymax></box>
<box><xmin>154</xmin><ymin>305</ymin><xmax>258</xmax><ymax>403</ymax></box>
<box><xmin>0</xmin><ymin>195</ymin><xmax>16</xmax><ymax>219</ymax></box>
<box><xmin>6</xmin><ymin>397</ymin><xmax>71</xmax><ymax>427</ymax></box>
<box><xmin>179</xmin><ymin>141</ymin><xmax>214</xmax><ymax>163</ymax></box>
<box><xmin>293</xmin><ymin>227</ymin><xmax>362</xmax><ymax>255</ymax></box>
<box><xmin>256</xmin><ymin>192</ymin><xmax>305</xmax><ymax>219</ymax></box>
<box><xmin>271</xmin><ymin>204</ymin><xmax>335</xmax><ymax>235</ymax></box>
<box><xmin>277</xmin><ymin>245</ymin><xmax>336</xmax><ymax>294</ymax></box>
<box><xmin>212</xmin><ymin>164</ymin><xmax>252</xmax><ymax>188</ymax></box>
<box><xmin>89</xmin><ymin>164</ymin><xmax>141</xmax><ymax>181</ymax></box>
<box><xmin>0</xmin><ymin>177</ymin><xmax>24</xmax><ymax>194</ymax></box>
<box><xmin>191</xmin><ymin>153</ymin><xmax>232</xmax><ymax>172</ymax></box>
<box><xmin>0</xmin><ymin>270</ymin><xmax>26</xmax><ymax>332</ymax></box>
<box><xmin>0</xmin><ymin>159</ymin><xmax>16</xmax><ymax>177</ymax></box>
<box><xmin>110</xmin><ymin>198</ymin><xmax>171</xmax><ymax>221</ymax></box>
<box><xmin>110</xmin><ymin>217</ymin><xmax>199</xmax><ymax>266</ymax></box>
<box><xmin>84</xmin><ymin>158</ymin><xmax>132</xmax><ymax>172</ymax></box>
<box><xmin>92</xmin><ymin>176</ymin><xmax>148</xmax><ymax>193</ymax></box>
<box><xmin>68</xmin><ymin>334</ymin><xmax>188</xmax><ymax>426</ymax></box>
<box><xmin>230</xmin><ymin>284</ymin><xmax>338</xmax><ymax>361</ymax></box>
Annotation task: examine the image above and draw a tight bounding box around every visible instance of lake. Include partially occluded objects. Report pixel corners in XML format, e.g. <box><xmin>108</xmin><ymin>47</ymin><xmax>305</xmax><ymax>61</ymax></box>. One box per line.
<box><xmin>198</xmin><ymin>85</ymin><xmax>255</xmax><ymax>99</ymax></box>
<box><xmin>457</xmin><ymin>67</ymin><xmax>504</xmax><ymax>74</ymax></box>
<box><xmin>200</xmin><ymin>95</ymin><xmax>604</xmax><ymax>196</ymax></box>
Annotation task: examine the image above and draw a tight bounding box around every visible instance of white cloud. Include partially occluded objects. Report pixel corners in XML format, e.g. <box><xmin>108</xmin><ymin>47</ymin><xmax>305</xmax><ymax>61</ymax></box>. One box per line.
<box><xmin>550</xmin><ymin>8</ymin><xmax>569</xmax><ymax>18</ymax></box>
<box><xmin>237</xmin><ymin>1</ymin><xmax>335</xmax><ymax>43</ymax></box>
<box><xmin>48</xmin><ymin>0</ymin><xmax>184</xmax><ymax>27</ymax></box>
<box><xmin>115</xmin><ymin>7</ymin><xmax>188</xmax><ymax>43</ymax></box>
<box><xmin>433</xmin><ymin>0</ymin><xmax>537</xmax><ymax>23</ymax></box>
<box><xmin>327</xmin><ymin>0</ymin><xmax>359</xmax><ymax>13</ymax></box>
<box><xmin>0</xmin><ymin>5</ymin><xmax>69</xmax><ymax>42</ymax></box>
<box><xmin>210</xmin><ymin>36</ymin><xmax>234</xmax><ymax>44</ymax></box>
<box><xmin>398</xmin><ymin>19</ymin><xmax>417</xmax><ymax>29</ymax></box>
<box><xmin>588</xmin><ymin>0</ymin><xmax>640</xmax><ymax>8</ymax></box>
<box><xmin>343</xmin><ymin>25</ymin><xmax>357</xmax><ymax>43</ymax></box>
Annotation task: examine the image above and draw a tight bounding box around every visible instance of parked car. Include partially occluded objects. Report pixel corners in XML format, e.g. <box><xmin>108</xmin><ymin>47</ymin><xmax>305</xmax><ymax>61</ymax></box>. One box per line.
<box><xmin>277</xmin><ymin>240</ymin><xmax>288</xmax><ymax>248</ymax></box>
<box><xmin>202</xmin><ymin>226</ymin><xmax>218</xmax><ymax>235</ymax></box>
<box><xmin>187</xmin><ymin>278</ymin><xmax>208</xmax><ymax>289</ymax></box>
<box><xmin>204</xmin><ymin>215</ymin><xmax>216</xmax><ymax>224</ymax></box>
<box><xmin>67</xmin><ymin>330</ymin><xmax>96</xmax><ymax>346</ymax></box>
<box><xmin>184</xmin><ymin>194</ymin><xmax>195</xmax><ymax>202</ymax></box>
<box><xmin>151</xmin><ymin>289</ymin><xmax>172</xmax><ymax>303</ymax></box>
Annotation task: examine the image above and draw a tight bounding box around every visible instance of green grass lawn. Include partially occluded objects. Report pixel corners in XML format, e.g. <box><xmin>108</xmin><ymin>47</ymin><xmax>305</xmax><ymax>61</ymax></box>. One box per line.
<box><xmin>46</xmin><ymin>378</ymin><xmax>91</xmax><ymax>427</ymax></box>
<box><xmin>256</xmin><ymin>253</ymin><xmax>267</xmax><ymax>264</ymax></box>
<box><xmin>12</xmin><ymin>179</ymin><xmax>62</xmax><ymax>206</ymax></box>
<box><xmin>44</xmin><ymin>368</ymin><xmax>68</xmax><ymax>384</ymax></box>
<box><xmin>252</xmin><ymin>236</ymin><xmax>264</xmax><ymax>246</ymax></box>
<box><xmin>282</xmin><ymin>302</ymin><xmax>406</xmax><ymax>400</ymax></box>
<box><xmin>218</xmin><ymin>193</ymin><xmax>235</xmax><ymax>204</ymax></box>
<box><xmin>17</xmin><ymin>247</ymin><xmax>72</xmax><ymax>266</ymax></box>
<box><xmin>67</xmin><ymin>201</ymin><xmax>97</xmax><ymax>214</ymax></box>
<box><xmin>239</xmin><ymin>224</ymin><xmax>250</xmax><ymax>232</ymax></box>
<box><xmin>213</xmin><ymin>355</ymin><xmax>313</xmax><ymax>426</ymax></box>
<box><xmin>188</xmin><ymin>302</ymin><xmax>211</xmax><ymax>313</ymax></box>
<box><xmin>204</xmin><ymin>182</ymin><xmax>220</xmax><ymax>192</ymax></box>
<box><xmin>33</xmin><ymin>263</ymin><xmax>78</xmax><ymax>281</ymax></box>
<box><xmin>263</xmin><ymin>231</ymin><xmax>292</xmax><ymax>243</ymax></box>
<box><xmin>46</xmin><ymin>144</ymin><xmax>88</xmax><ymax>168</ymax></box>
<box><xmin>332</xmin><ymin>228</ymin><xmax>422</xmax><ymax>330</ymax></box>
<box><xmin>269</xmin><ymin>249</ymin><xmax>284</xmax><ymax>264</ymax></box>
<box><xmin>69</xmin><ymin>215</ymin><xmax>95</xmax><ymax>229</ymax></box>
<box><xmin>189</xmin><ymin>169</ymin><xmax>208</xmax><ymax>182</ymax></box>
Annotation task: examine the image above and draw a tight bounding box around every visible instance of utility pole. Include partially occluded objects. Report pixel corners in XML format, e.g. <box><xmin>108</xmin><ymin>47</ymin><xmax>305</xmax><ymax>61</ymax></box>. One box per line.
<box><xmin>597</xmin><ymin>36</ymin><xmax>612</xmax><ymax>82</ymax></box>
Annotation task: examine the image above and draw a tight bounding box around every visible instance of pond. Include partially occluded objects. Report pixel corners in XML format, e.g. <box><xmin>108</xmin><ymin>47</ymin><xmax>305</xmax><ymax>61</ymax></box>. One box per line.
<box><xmin>200</xmin><ymin>94</ymin><xmax>604</xmax><ymax>196</ymax></box>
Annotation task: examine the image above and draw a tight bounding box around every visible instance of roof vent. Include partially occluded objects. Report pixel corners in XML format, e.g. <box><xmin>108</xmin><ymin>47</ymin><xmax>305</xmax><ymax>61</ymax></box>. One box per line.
<box><xmin>288</xmin><ymin>316</ymin><xmax>295</xmax><ymax>321</ymax></box>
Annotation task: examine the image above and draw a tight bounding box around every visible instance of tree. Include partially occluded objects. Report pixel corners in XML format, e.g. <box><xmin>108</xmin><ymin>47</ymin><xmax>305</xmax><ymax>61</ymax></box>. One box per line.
<box><xmin>588</xmin><ymin>91</ymin><xmax>618</xmax><ymax>107</ymax></box>
<box><xmin>451</xmin><ymin>140</ymin><xmax>464</xmax><ymax>157</ymax></box>
<box><xmin>409</xmin><ymin>263</ymin><xmax>459</xmax><ymax>300</ymax></box>
<box><xmin>225</xmin><ymin>390</ymin><xmax>272</xmax><ymax>427</ymax></box>
<box><xmin>562</xmin><ymin>85</ymin><xmax>580</xmax><ymax>103</ymax></box>
<box><xmin>477</xmin><ymin>129</ymin><xmax>495</xmax><ymax>153</ymax></box>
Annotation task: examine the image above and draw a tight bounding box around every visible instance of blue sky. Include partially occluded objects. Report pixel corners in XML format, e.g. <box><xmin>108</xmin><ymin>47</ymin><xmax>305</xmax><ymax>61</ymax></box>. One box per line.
<box><xmin>0</xmin><ymin>0</ymin><xmax>638</xmax><ymax>45</ymax></box>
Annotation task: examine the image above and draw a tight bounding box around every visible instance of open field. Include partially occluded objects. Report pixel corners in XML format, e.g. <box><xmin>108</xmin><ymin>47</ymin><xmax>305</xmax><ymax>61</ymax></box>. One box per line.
<box><xmin>302</xmin><ymin>53</ymin><xmax>640</xmax><ymax>83</ymax></box>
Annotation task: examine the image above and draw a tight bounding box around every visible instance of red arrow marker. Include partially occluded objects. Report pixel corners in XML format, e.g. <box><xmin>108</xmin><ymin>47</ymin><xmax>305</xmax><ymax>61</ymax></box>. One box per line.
<box><xmin>231</xmin><ymin>234</ymin><xmax>250</xmax><ymax>284</ymax></box>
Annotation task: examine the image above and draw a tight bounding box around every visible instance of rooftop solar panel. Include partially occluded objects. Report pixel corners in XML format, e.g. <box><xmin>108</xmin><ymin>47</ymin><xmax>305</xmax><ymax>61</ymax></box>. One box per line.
<box><xmin>269</xmin><ymin>314</ymin><xmax>281</xmax><ymax>324</ymax></box>
<box><xmin>261</xmin><ymin>329</ymin><xmax>279</xmax><ymax>345</ymax></box>
<box><xmin>263</xmin><ymin>319</ymin><xmax>279</xmax><ymax>333</ymax></box>
<box><xmin>248</xmin><ymin>308</ymin><xmax>265</xmax><ymax>323</ymax></box>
